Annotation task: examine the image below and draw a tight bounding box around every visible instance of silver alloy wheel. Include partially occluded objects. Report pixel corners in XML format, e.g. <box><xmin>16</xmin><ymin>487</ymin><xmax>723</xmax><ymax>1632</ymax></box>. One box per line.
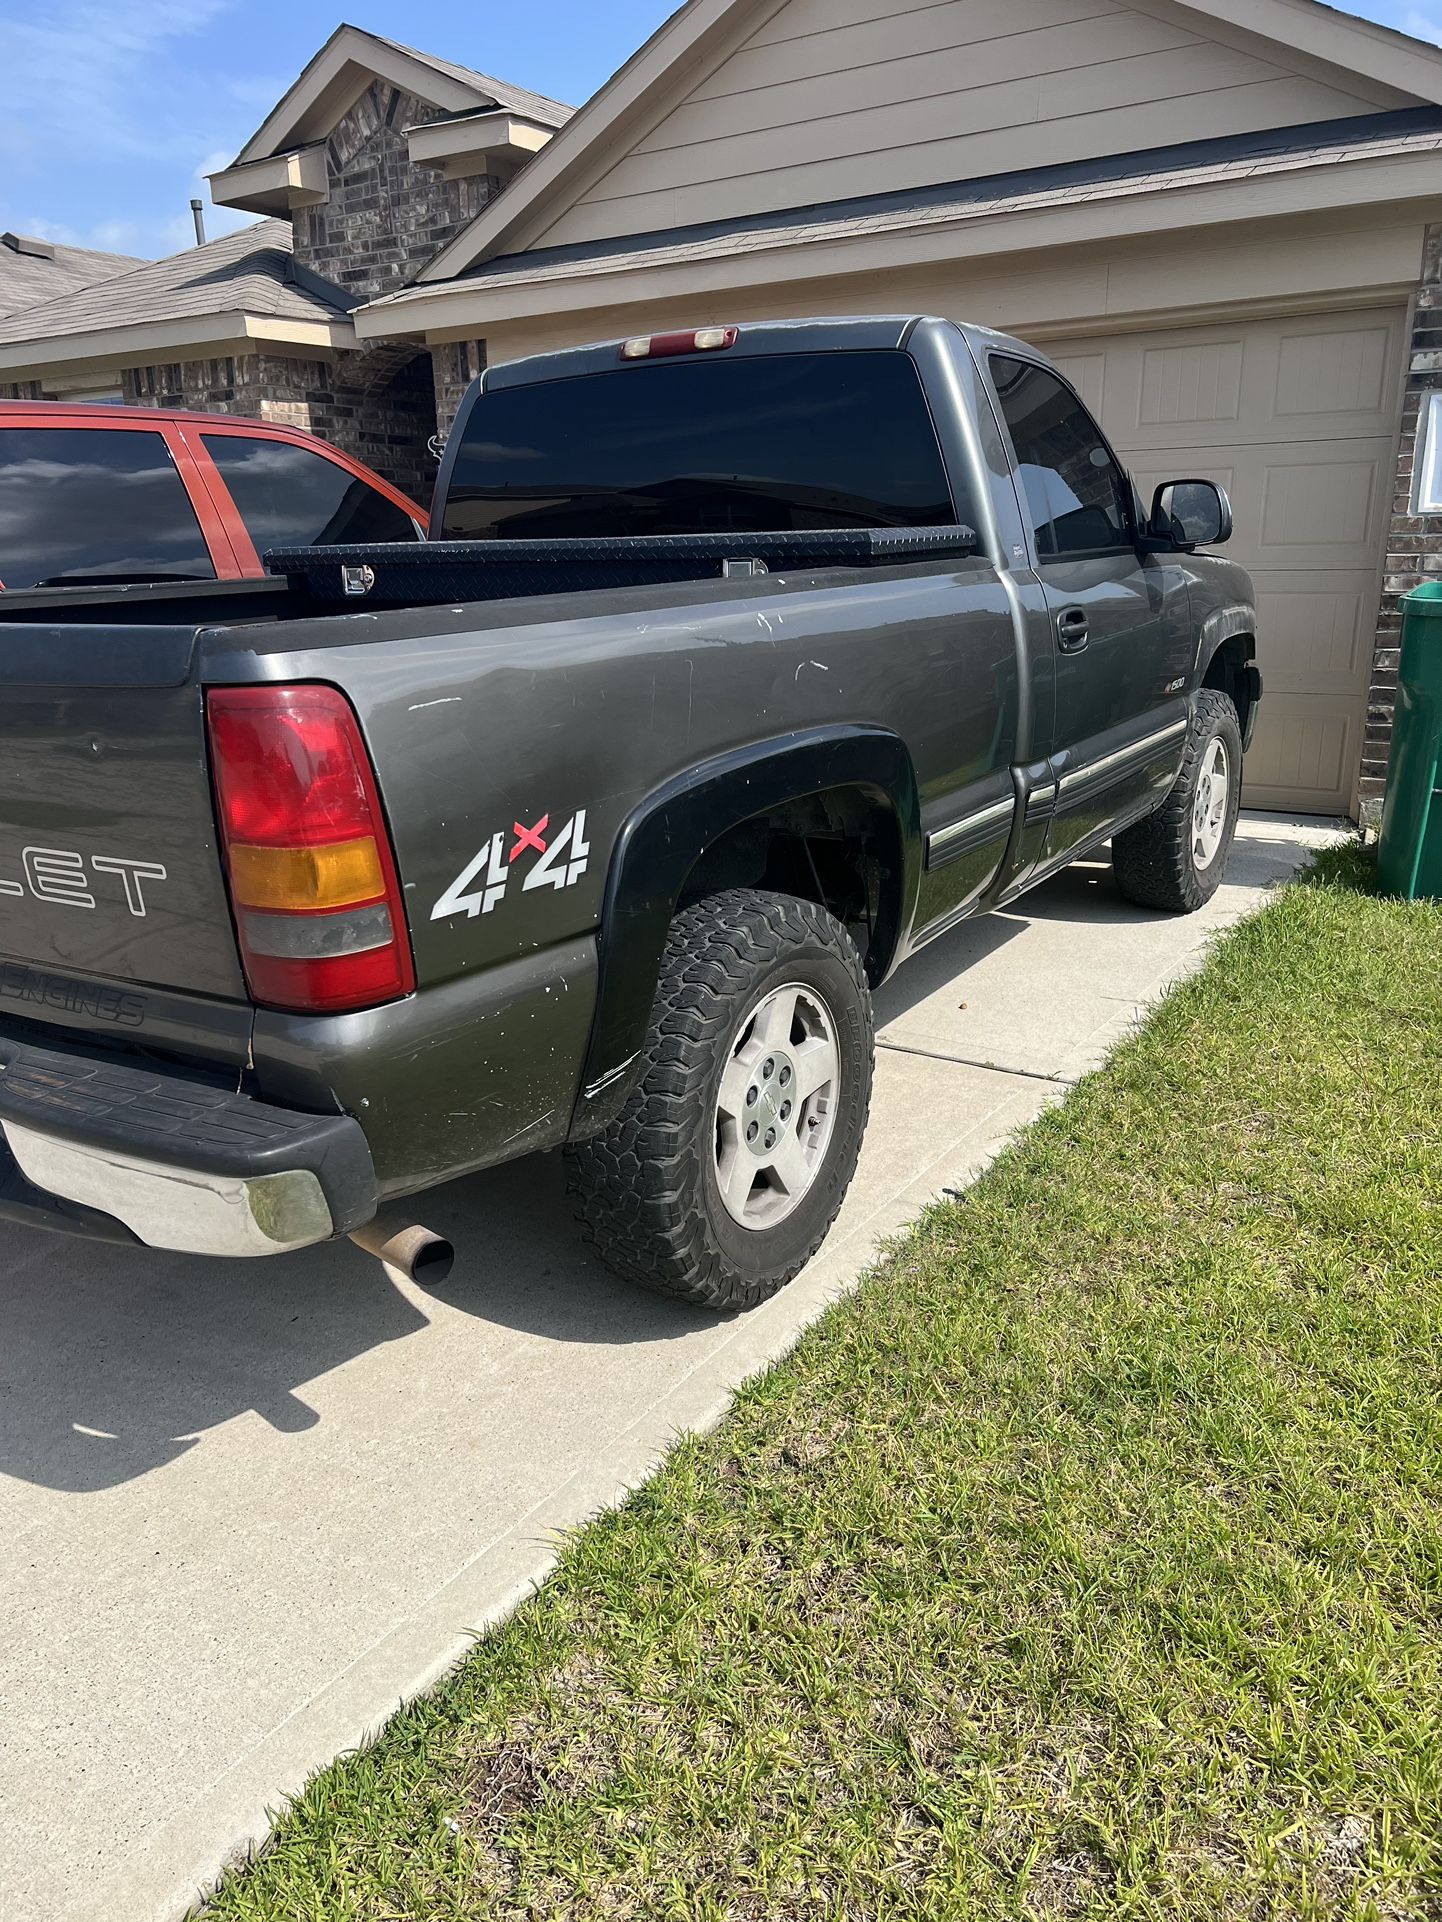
<box><xmin>713</xmin><ymin>980</ymin><xmax>840</xmax><ymax>1229</ymax></box>
<box><xmin>1192</xmin><ymin>736</ymin><xmax>1231</xmax><ymax>870</ymax></box>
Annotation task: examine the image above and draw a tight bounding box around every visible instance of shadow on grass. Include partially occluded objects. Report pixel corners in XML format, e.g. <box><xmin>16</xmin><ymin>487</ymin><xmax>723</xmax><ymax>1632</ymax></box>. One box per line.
<box><xmin>1300</xmin><ymin>832</ymin><xmax>1378</xmax><ymax>894</ymax></box>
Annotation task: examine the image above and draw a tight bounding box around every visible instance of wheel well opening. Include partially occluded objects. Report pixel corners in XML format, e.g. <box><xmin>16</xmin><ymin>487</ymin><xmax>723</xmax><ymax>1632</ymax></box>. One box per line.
<box><xmin>1203</xmin><ymin>636</ymin><xmax>1256</xmax><ymax>740</ymax></box>
<box><xmin>675</xmin><ymin>786</ymin><xmax>904</xmax><ymax>984</ymax></box>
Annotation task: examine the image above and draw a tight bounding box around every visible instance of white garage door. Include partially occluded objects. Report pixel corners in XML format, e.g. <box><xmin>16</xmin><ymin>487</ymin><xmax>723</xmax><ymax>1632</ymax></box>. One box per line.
<box><xmin>1047</xmin><ymin>308</ymin><xmax>1406</xmax><ymax>814</ymax></box>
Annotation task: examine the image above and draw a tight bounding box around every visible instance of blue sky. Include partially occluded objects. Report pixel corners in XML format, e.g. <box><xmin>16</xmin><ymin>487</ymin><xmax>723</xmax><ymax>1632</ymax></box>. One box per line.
<box><xmin>1</xmin><ymin>0</ymin><xmax>1438</xmax><ymax>261</ymax></box>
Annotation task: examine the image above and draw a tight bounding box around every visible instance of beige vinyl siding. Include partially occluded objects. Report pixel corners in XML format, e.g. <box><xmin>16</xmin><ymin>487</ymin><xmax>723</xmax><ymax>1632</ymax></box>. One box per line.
<box><xmin>538</xmin><ymin>0</ymin><xmax>1404</xmax><ymax>247</ymax></box>
<box><xmin>470</xmin><ymin>210</ymin><xmax>1427</xmax><ymax>368</ymax></box>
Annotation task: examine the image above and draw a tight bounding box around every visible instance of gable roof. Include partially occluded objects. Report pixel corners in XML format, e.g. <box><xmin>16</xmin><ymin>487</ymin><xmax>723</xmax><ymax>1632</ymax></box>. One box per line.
<box><xmin>367</xmin><ymin>33</ymin><xmax>574</xmax><ymax>128</ymax></box>
<box><xmin>412</xmin><ymin>0</ymin><xmax>1442</xmax><ymax>287</ymax></box>
<box><xmin>230</xmin><ymin>22</ymin><xmax>570</xmax><ymax>169</ymax></box>
<box><xmin>0</xmin><ymin>220</ymin><xmax>356</xmax><ymax>378</ymax></box>
<box><xmin>0</xmin><ymin>233</ymin><xmax>145</xmax><ymax>319</ymax></box>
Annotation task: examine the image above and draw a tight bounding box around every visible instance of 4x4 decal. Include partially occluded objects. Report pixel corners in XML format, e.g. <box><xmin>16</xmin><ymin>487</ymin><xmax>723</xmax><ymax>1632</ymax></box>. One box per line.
<box><xmin>432</xmin><ymin>809</ymin><xmax>590</xmax><ymax>921</ymax></box>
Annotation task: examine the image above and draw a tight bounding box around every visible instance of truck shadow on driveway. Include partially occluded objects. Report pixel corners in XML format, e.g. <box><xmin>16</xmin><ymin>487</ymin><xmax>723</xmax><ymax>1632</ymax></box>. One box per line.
<box><xmin>0</xmin><ymin>1151</ymin><xmax>719</xmax><ymax>1494</ymax></box>
<box><xmin>0</xmin><ymin>821</ymin><xmax>1321</xmax><ymax>1495</ymax></box>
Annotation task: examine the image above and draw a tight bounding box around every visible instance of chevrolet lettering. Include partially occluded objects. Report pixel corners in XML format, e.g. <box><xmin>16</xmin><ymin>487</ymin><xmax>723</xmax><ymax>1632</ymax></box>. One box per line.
<box><xmin>0</xmin><ymin>848</ymin><xmax>167</xmax><ymax>915</ymax></box>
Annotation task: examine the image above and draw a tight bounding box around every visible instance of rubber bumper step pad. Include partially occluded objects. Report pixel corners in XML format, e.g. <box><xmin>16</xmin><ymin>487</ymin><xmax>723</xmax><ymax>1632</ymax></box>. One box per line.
<box><xmin>0</xmin><ymin>1042</ymin><xmax>375</xmax><ymax>1234</ymax></box>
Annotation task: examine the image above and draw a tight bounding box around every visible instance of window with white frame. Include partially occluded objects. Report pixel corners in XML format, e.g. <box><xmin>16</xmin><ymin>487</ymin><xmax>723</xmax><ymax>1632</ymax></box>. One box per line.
<box><xmin>1416</xmin><ymin>390</ymin><xmax>1442</xmax><ymax>515</ymax></box>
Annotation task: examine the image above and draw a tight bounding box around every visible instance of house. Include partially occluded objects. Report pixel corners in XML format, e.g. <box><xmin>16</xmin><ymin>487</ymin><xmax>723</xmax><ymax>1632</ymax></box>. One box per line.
<box><xmin>354</xmin><ymin>0</ymin><xmax>1442</xmax><ymax>819</ymax></box>
<box><xmin>0</xmin><ymin>25</ymin><xmax>570</xmax><ymax>502</ymax></box>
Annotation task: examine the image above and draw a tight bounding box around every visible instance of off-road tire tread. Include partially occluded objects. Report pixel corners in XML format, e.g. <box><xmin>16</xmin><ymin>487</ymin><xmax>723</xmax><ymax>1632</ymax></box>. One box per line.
<box><xmin>565</xmin><ymin>889</ymin><xmax>873</xmax><ymax>1312</ymax></box>
<box><xmin>1111</xmin><ymin>689</ymin><xmax>1243</xmax><ymax>912</ymax></box>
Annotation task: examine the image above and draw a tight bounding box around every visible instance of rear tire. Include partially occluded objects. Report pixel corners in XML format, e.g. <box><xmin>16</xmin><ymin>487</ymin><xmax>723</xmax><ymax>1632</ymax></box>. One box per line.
<box><xmin>565</xmin><ymin>889</ymin><xmax>873</xmax><ymax>1312</ymax></box>
<box><xmin>1111</xmin><ymin>690</ymin><xmax>1243</xmax><ymax>912</ymax></box>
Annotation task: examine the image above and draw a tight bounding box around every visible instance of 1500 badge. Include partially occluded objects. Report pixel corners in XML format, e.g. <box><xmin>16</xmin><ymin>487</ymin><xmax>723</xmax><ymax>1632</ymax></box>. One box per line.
<box><xmin>432</xmin><ymin>810</ymin><xmax>590</xmax><ymax>921</ymax></box>
<box><xmin>0</xmin><ymin>846</ymin><xmax>167</xmax><ymax>916</ymax></box>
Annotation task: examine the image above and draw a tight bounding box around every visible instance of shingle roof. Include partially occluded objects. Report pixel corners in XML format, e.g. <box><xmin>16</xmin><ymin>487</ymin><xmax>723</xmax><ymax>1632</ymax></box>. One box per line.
<box><xmin>0</xmin><ymin>235</ymin><xmax>145</xmax><ymax>319</ymax></box>
<box><xmin>450</xmin><ymin>106</ymin><xmax>1442</xmax><ymax>294</ymax></box>
<box><xmin>365</xmin><ymin>33</ymin><xmax>572</xmax><ymax>127</ymax></box>
<box><xmin>0</xmin><ymin>219</ymin><xmax>351</xmax><ymax>348</ymax></box>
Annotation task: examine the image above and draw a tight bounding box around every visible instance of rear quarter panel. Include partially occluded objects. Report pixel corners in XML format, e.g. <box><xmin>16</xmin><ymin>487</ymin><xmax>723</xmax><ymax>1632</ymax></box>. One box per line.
<box><xmin>201</xmin><ymin>559</ymin><xmax>1017</xmax><ymax>1194</ymax></box>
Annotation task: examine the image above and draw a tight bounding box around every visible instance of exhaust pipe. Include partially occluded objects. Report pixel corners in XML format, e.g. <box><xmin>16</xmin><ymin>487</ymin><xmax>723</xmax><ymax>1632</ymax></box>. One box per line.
<box><xmin>349</xmin><ymin>1212</ymin><xmax>455</xmax><ymax>1285</ymax></box>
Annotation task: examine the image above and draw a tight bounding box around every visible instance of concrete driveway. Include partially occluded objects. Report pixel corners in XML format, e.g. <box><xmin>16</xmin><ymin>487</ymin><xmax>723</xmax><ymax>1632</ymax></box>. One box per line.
<box><xmin>0</xmin><ymin>813</ymin><xmax>1337</xmax><ymax>1922</ymax></box>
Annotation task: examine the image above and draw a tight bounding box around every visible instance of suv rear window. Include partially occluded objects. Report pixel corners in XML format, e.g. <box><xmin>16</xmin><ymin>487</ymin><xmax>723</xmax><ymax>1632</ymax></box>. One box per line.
<box><xmin>201</xmin><ymin>435</ymin><xmax>418</xmax><ymax>552</ymax></box>
<box><xmin>0</xmin><ymin>426</ymin><xmax>215</xmax><ymax>588</ymax></box>
<box><xmin>441</xmin><ymin>350</ymin><xmax>959</xmax><ymax>539</ymax></box>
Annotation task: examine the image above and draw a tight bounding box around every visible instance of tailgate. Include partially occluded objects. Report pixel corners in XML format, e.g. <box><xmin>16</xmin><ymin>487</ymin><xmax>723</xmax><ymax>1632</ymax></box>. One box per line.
<box><xmin>0</xmin><ymin>621</ymin><xmax>249</xmax><ymax>1025</ymax></box>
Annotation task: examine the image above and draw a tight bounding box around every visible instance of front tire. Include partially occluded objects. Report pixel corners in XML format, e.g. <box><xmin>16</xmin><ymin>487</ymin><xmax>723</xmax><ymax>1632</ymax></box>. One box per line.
<box><xmin>565</xmin><ymin>889</ymin><xmax>874</xmax><ymax>1312</ymax></box>
<box><xmin>1111</xmin><ymin>690</ymin><xmax>1243</xmax><ymax>912</ymax></box>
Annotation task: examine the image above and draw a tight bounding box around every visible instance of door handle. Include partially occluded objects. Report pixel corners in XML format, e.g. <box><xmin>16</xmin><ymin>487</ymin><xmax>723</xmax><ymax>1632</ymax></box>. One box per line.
<box><xmin>1056</xmin><ymin>607</ymin><xmax>1089</xmax><ymax>653</ymax></box>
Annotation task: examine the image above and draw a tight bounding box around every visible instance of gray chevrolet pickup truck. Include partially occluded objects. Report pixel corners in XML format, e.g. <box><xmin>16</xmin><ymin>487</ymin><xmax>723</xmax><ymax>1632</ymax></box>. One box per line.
<box><xmin>0</xmin><ymin>316</ymin><xmax>1260</xmax><ymax>1310</ymax></box>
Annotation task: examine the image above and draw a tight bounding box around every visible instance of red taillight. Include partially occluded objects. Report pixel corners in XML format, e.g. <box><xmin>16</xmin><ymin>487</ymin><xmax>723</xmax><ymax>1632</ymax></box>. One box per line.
<box><xmin>206</xmin><ymin>684</ymin><xmax>415</xmax><ymax>1014</ymax></box>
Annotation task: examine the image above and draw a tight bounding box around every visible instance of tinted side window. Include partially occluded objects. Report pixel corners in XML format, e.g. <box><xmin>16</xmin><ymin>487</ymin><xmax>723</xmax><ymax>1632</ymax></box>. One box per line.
<box><xmin>442</xmin><ymin>351</ymin><xmax>961</xmax><ymax>539</ymax></box>
<box><xmin>0</xmin><ymin>426</ymin><xmax>215</xmax><ymax>588</ymax></box>
<box><xmin>989</xmin><ymin>356</ymin><xmax>1131</xmax><ymax>557</ymax></box>
<box><xmin>202</xmin><ymin>435</ymin><xmax>417</xmax><ymax>553</ymax></box>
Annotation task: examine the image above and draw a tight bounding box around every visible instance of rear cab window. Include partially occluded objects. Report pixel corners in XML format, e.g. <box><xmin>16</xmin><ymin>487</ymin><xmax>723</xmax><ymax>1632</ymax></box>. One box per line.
<box><xmin>200</xmin><ymin>434</ymin><xmax>418</xmax><ymax>556</ymax></box>
<box><xmin>441</xmin><ymin>350</ymin><xmax>965</xmax><ymax>539</ymax></box>
<box><xmin>0</xmin><ymin>425</ymin><xmax>215</xmax><ymax>588</ymax></box>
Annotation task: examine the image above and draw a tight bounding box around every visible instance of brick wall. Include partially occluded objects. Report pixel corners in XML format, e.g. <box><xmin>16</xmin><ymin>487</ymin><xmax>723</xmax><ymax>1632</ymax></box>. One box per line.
<box><xmin>311</xmin><ymin>347</ymin><xmax>439</xmax><ymax>505</ymax></box>
<box><xmin>432</xmin><ymin>340</ymin><xmax>486</xmax><ymax>438</ymax></box>
<box><xmin>292</xmin><ymin>82</ymin><xmax>499</xmax><ymax>304</ymax></box>
<box><xmin>1362</xmin><ymin>222</ymin><xmax>1442</xmax><ymax>819</ymax></box>
<box><xmin>124</xmin><ymin>355</ymin><xmax>268</xmax><ymax>413</ymax></box>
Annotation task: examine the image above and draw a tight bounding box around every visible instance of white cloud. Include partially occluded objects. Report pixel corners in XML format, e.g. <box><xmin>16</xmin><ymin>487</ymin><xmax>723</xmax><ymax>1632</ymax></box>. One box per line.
<box><xmin>1401</xmin><ymin>7</ymin><xmax>1442</xmax><ymax>41</ymax></box>
<box><xmin>2</xmin><ymin>0</ymin><xmax>234</xmax><ymax>164</ymax></box>
<box><xmin>12</xmin><ymin>201</ymin><xmax>256</xmax><ymax>260</ymax></box>
<box><xmin>0</xmin><ymin>0</ymin><xmax>276</xmax><ymax>256</ymax></box>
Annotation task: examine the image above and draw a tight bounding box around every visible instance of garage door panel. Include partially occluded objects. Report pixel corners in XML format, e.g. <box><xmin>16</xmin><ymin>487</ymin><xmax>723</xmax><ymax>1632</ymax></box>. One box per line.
<box><xmin>1138</xmin><ymin>337</ymin><xmax>1244</xmax><ymax>429</ymax></box>
<box><xmin>1247</xmin><ymin>571</ymin><xmax>1376</xmax><ymax>696</ymax></box>
<box><xmin>1060</xmin><ymin>310</ymin><xmax>1405</xmax><ymax>450</ymax></box>
<box><xmin>1273</xmin><ymin>321</ymin><xmax>1393</xmax><ymax>422</ymax></box>
<box><xmin>1256</xmin><ymin>444</ymin><xmax>1388</xmax><ymax>560</ymax></box>
<box><xmin>1244</xmin><ymin>696</ymin><xmax>1361</xmax><ymax>815</ymax></box>
<box><xmin>1041</xmin><ymin>305</ymin><xmax>1405</xmax><ymax>813</ymax></box>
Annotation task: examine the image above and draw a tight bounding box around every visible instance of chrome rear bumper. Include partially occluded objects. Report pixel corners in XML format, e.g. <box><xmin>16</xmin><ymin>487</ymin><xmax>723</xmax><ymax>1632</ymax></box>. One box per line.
<box><xmin>3</xmin><ymin>1122</ymin><xmax>336</xmax><ymax>1256</ymax></box>
<box><xmin>0</xmin><ymin>1037</ymin><xmax>375</xmax><ymax>1257</ymax></box>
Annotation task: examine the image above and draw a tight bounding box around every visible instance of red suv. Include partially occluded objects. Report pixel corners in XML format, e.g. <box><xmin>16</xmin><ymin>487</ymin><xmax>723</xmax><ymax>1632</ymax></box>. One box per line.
<box><xmin>0</xmin><ymin>401</ymin><xmax>424</xmax><ymax>591</ymax></box>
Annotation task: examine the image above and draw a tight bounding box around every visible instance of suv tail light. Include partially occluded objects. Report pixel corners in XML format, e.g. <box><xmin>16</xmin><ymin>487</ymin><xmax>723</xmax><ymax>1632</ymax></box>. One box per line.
<box><xmin>206</xmin><ymin>684</ymin><xmax>415</xmax><ymax>1014</ymax></box>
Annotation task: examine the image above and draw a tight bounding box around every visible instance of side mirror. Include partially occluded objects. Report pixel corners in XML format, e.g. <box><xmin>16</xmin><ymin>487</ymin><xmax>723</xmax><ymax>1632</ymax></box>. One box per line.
<box><xmin>1150</xmin><ymin>479</ymin><xmax>1232</xmax><ymax>549</ymax></box>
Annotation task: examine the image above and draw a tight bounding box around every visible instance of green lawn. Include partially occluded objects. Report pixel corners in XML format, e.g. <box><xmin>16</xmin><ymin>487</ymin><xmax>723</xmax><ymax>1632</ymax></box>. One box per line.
<box><xmin>209</xmin><ymin>845</ymin><xmax>1442</xmax><ymax>1921</ymax></box>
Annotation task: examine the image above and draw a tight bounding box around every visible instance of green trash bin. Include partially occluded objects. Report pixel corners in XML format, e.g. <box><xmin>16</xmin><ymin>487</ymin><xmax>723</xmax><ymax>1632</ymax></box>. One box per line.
<box><xmin>1377</xmin><ymin>579</ymin><xmax>1442</xmax><ymax>901</ymax></box>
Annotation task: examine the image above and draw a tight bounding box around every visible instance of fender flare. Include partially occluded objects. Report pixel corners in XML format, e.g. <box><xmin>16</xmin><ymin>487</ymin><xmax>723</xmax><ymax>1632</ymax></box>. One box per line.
<box><xmin>1195</xmin><ymin>608</ymin><xmax>1262</xmax><ymax>750</ymax></box>
<box><xmin>570</xmin><ymin>725</ymin><xmax>921</xmax><ymax>1137</ymax></box>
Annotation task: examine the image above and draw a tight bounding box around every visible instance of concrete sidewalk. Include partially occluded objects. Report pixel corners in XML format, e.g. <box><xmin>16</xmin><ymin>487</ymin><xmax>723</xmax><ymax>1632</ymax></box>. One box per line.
<box><xmin>0</xmin><ymin>814</ymin><xmax>1338</xmax><ymax>1922</ymax></box>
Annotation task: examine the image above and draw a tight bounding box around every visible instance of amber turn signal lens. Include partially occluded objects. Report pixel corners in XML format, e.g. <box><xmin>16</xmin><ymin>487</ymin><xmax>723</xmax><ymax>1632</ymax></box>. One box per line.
<box><xmin>228</xmin><ymin>837</ymin><xmax>385</xmax><ymax>912</ymax></box>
